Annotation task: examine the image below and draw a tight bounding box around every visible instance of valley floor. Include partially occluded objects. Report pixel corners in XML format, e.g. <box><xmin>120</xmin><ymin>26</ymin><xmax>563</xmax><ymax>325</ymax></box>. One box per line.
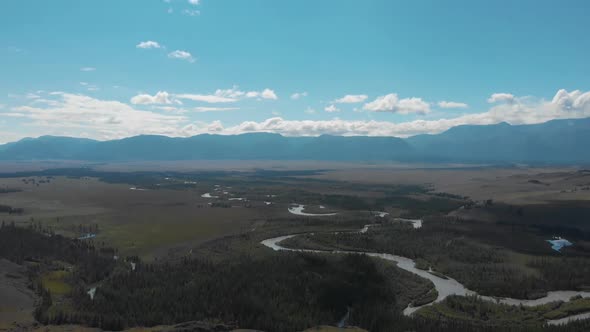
<box><xmin>0</xmin><ymin>162</ymin><xmax>589</xmax><ymax>331</ymax></box>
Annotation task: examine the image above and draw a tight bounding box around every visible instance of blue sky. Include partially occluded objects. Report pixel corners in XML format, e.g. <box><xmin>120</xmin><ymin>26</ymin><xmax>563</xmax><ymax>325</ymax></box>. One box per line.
<box><xmin>0</xmin><ymin>0</ymin><xmax>589</xmax><ymax>142</ymax></box>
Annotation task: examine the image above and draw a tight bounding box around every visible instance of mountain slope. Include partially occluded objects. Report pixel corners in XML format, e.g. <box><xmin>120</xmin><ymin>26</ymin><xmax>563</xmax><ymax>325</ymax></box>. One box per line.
<box><xmin>0</xmin><ymin>118</ymin><xmax>588</xmax><ymax>163</ymax></box>
<box><xmin>407</xmin><ymin>118</ymin><xmax>590</xmax><ymax>163</ymax></box>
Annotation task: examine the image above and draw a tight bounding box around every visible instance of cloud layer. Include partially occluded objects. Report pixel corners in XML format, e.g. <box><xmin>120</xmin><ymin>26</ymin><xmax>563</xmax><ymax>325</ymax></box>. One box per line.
<box><xmin>2</xmin><ymin>89</ymin><xmax>590</xmax><ymax>142</ymax></box>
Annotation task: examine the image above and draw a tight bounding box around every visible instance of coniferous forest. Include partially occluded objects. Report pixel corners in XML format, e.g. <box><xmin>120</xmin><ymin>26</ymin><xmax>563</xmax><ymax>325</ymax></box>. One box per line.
<box><xmin>2</xmin><ymin>222</ymin><xmax>590</xmax><ymax>332</ymax></box>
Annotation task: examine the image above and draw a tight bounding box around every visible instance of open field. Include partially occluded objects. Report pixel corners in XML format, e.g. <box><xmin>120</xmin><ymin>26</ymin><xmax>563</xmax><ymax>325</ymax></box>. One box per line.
<box><xmin>0</xmin><ymin>176</ymin><xmax>267</xmax><ymax>259</ymax></box>
<box><xmin>307</xmin><ymin>167</ymin><xmax>590</xmax><ymax>204</ymax></box>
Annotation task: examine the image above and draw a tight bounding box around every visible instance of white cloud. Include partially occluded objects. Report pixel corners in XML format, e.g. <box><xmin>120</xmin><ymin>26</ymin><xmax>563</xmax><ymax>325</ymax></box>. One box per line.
<box><xmin>25</xmin><ymin>93</ymin><xmax>41</xmax><ymax>99</ymax></box>
<box><xmin>201</xmin><ymin>89</ymin><xmax>590</xmax><ymax>137</ymax></box>
<box><xmin>437</xmin><ymin>101</ymin><xmax>468</xmax><ymax>109</ymax></box>
<box><xmin>194</xmin><ymin>107</ymin><xmax>239</xmax><ymax>112</ymax></box>
<box><xmin>333</xmin><ymin>94</ymin><xmax>368</xmax><ymax>104</ymax></box>
<box><xmin>168</xmin><ymin>50</ymin><xmax>195</xmax><ymax>63</ymax></box>
<box><xmin>182</xmin><ymin>9</ymin><xmax>200</xmax><ymax>16</ymax></box>
<box><xmin>261</xmin><ymin>88</ymin><xmax>278</xmax><ymax>100</ymax></box>
<box><xmin>213</xmin><ymin>86</ymin><xmax>278</xmax><ymax>100</ymax></box>
<box><xmin>487</xmin><ymin>93</ymin><xmax>515</xmax><ymax>103</ymax></box>
<box><xmin>363</xmin><ymin>93</ymin><xmax>431</xmax><ymax>114</ymax></box>
<box><xmin>552</xmin><ymin>89</ymin><xmax>590</xmax><ymax>109</ymax></box>
<box><xmin>130</xmin><ymin>91</ymin><xmax>174</xmax><ymax>105</ymax></box>
<box><xmin>6</xmin><ymin>93</ymin><xmax>187</xmax><ymax>140</ymax></box>
<box><xmin>80</xmin><ymin>67</ymin><xmax>96</xmax><ymax>72</ymax></box>
<box><xmin>4</xmin><ymin>89</ymin><xmax>589</xmax><ymax>142</ymax></box>
<box><xmin>291</xmin><ymin>92</ymin><xmax>308</xmax><ymax>100</ymax></box>
<box><xmin>304</xmin><ymin>107</ymin><xmax>316</xmax><ymax>114</ymax></box>
<box><xmin>154</xmin><ymin>106</ymin><xmax>187</xmax><ymax>113</ymax></box>
<box><xmin>136</xmin><ymin>40</ymin><xmax>162</xmax><ymax>49</ymax></box>
<box><xmin>324</xmin><ymin>104</ymin><xmax>340</xmax><ymax>113</ymax></box>
<box><xmin>188</xmin><ymin>0</ymin><xmax>200</xmax><ymax>4</ymax></box>
<box><xmin>175</xmin><ymin>93</ymin><xmax>236</xmax><ymax>103</ymax></box>
<box><xmin>214</xmin><ymin>86</ymin><xmax>247</xmax><ymax>99</ymax></box>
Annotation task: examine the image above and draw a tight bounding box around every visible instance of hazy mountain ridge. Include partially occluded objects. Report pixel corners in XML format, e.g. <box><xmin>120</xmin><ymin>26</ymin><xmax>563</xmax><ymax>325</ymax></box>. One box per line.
<box><xmin>1</xmin><ymin>118</ymin><xmax>589</xmax><ymax>163</ymax></box>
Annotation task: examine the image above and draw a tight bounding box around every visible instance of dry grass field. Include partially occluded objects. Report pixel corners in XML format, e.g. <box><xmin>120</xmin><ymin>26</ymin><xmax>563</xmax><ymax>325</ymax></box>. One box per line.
<box><xmin>308</xmin><ymin>166</ymin><xmax>590</xmax><ymax>204</ymax></box>
<box><xmin>0</xmin><ymin>176</ymin><xmax>268</xmax><ymax>259</ymax></box>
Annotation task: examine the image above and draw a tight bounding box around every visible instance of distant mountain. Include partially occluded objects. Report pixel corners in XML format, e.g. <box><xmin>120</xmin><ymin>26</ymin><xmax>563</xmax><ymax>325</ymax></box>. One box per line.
<box><xmin>407</xmin><ymin>118</ymin><xmax>590</xmax><ymax>163</ymax></box>
<box><xmin>0</xmin><ymin>118</ymin><xmax>589</xmax><ymax>164</ymax></box>
<box><xmin>0</xmin><ymin>136</ymin><xmax>98</xmax><ymax>160</ymax></box>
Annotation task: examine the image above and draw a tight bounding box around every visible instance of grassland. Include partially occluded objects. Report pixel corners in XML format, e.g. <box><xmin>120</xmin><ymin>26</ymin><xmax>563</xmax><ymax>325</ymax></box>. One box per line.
<box><xmin>41</xmin><ymin>270</ymin><xmax>72</xmax><ymax>296</ymax></box>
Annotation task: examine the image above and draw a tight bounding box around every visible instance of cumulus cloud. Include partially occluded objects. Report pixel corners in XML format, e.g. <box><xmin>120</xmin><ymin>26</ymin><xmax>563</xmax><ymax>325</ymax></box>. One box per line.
<box><xmin>130</xmin><ymin>91</ymin><xmax>175</xmax><ymax>105</ymax></box>
<box><xmin>363</xmin><ymin>93</ymin><xmax>430</xmax><ymax>114</ymax></box>
<box><xmin>487</xmin><ymin>93</ymin><xmax>515</xmax><ymax>103</ymax></box>
<box><xmin>291</xmin><ymin>92</ymin><xmax>308</xmax><ymax>100</ymax></box>
<box><xmin>168</xmin><ymin>50</ymin><xmax>195</xmax><ymax>63</ymax></box>
<box><xmin>324</xmin><ymin>104</ymin><xmax>340</xmax><ymax>113</ymax></box>
<box><xmin>261</xmin><ymin>88</ymin><xmax>278</xmax><ymax>100</ymax></box>
<box><xmin>438</xmin><ymin>101</ymin><xmax>468</xmax><ymax>109</ymax></box>
<box><xmin>188</xmin><ymin>0</ymin><xmax>200</xmax><ymax>4</ymax></box>
<box><xmin>198</xmin><ymin>89</ymin><xmax>590</xmax><ymax>137</ymax></box>
<box><xmin>333</xmin><ymin>94</ymin><xmax>368</xmax><ymax>104</ymax></box>
<box><xmin>136</xmin><ymin>40</ymin><xmax>162</xmax><ymax>49</ymax></box>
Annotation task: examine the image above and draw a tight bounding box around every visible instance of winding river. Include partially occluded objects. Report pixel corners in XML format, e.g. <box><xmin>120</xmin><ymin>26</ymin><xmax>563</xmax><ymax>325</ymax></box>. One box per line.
<box><xmin>260</xmin><ymin>224</ymin><xmax>590</xmax><ymax>323</ymax></box>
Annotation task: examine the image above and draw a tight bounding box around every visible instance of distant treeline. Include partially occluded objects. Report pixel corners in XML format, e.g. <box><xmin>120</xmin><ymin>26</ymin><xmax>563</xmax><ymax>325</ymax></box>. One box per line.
<box><xmin>0</xmin><ymin>222</ymin><xmax>115</xmax><ymax>282</ymax></box>
<box><xmin>0</xmin><ymin>187</ymin><xmax>21</xmax><ymax>193</ymax></box>
<box><xmin>0</xmin><ymin>204</ymin><xmax>23</xmax><ymax>214</ymax></box>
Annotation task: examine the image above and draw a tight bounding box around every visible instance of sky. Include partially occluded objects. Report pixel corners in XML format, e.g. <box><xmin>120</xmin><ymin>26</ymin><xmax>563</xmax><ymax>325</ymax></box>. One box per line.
<box><xmin>0</xmin><ymin>0</ymin><xmax>589</xmax><ymax>143</ymax></box>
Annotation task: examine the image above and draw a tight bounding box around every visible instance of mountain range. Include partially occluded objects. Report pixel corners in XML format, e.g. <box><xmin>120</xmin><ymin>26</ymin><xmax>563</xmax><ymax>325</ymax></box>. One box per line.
<box><xmin>1</xmin><ymin>118</ymin><xmax>589</xmax><ymax>164</ymax></box>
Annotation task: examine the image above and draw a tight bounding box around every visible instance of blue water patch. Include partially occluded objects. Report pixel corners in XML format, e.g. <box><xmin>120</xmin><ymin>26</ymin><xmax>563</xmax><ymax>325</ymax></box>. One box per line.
<box><xmin>78</xmin><ymin>233</ymin><xmax>97</xmax><ymax>240</ymax></box>
<box><xmin>547</xmin><ymin>238</ymin><xmax>572</xmax><ymax>252</ymax></box>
